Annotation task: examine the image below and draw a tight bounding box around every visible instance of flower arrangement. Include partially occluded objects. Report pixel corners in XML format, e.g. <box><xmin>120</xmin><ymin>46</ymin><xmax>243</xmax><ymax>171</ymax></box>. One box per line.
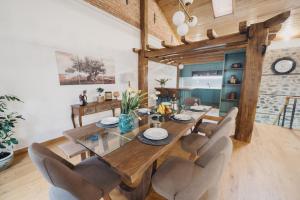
<box><xmin>120</xmin><ymin>89</ymin><xmax>147</xmax><ymax>115</ymax></box>
<box><xmin>0</xmin><ymin>95</ymin><xmax>24</xmax><ymax>149</ymax></box>
<box><xmin>96</xmin><ymin>87</ymin><xmax>104</xmax><ymax>96</ymax></box>
<box><xmin>155</xmin><ymin>78</ymin><xmax>169</xmax><ymax>87</ymax></box>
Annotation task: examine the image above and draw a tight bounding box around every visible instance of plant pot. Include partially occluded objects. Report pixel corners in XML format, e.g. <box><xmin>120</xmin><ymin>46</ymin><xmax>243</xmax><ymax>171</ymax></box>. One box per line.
<box><xmin>160</xmin><ymin>83</ymin><xmax>165</xmax><ymax>88</ymax></box>
<box><xmin>0</xmin><ymin>150</ymin><xmax>13</xmax><ymax>171</ymax></box>
<box><xmin>119</xmin><ymin>114</ymin><xmax>135</xmax><ymax>134</ymax></box>
<box><xmin>97</xmin><ymin>96</ymin><xmax>105</xmax><ymax>103</ymax></box>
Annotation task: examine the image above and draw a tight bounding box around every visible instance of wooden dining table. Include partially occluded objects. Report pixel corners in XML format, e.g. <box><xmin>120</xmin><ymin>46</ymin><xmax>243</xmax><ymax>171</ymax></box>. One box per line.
<box><xmin>63</xmin><ymin>108</ymin><xmax>210</xmax><ymax>200</ymax></box>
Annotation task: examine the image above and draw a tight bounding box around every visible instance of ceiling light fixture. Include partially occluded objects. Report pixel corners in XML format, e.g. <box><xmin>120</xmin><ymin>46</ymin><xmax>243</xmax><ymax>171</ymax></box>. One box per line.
<box><xmin>212</xmin><ymin>0</ymin><xmax>233</xmax><ymax>18</ymax></box>
<box><xmin>172</xmin><ymin>0</ymin><xmax>198</xmax><ymax>36</ymax></box>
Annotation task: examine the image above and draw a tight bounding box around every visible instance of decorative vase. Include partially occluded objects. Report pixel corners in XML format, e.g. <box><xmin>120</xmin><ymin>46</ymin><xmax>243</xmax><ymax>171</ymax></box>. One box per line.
<box><xmin>0</xmin><ymin>150</ymin><xmax>13</xmax><ymax>171</ymax></box>
<box><xmin>160</xmin><ymin>83</ymin><xmax>165</xmax><ymax>88</ymax></box>
<box><xmin>119</xmin><ymin>114</ymin><xmax>135</xmax><ymax>133</ymax></box>
<box><xmin>97</xmin><ymin>96</ymin><xmax>104</xmax><ymax>103</ymax></box>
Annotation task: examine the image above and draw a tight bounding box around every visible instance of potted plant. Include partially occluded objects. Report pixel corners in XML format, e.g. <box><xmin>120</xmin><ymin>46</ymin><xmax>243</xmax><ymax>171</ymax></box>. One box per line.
<box><xmin>119</xmin><ymin>89</ymin><xmax>147</xmax><ymax>133</ymax></box>
<box><xmin>155</xmin><ymin>78</ymin><xmax>169</xmax><ymax>88</ymax></box>
<box><xmin>96</xmin><ymin>87</ymin><xmax>104</xmax><ymax>102</ymax></box>
<box><xmin>0</xmin><ymin>95</ymin><xmax>24</xmax><ymax>171</ymax></box>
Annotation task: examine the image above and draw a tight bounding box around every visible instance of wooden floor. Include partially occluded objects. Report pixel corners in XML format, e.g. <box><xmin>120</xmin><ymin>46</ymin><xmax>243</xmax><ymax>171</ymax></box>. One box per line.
<box><xmin>0</xmin><ymin>123</ymin><xmax>299</xmax><ymax>200</ymax></box>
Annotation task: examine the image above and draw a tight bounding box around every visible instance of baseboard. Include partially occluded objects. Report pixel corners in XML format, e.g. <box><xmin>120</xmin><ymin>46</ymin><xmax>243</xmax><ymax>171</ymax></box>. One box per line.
<box><xmin>13</xmin><ymin>136</ymin><xmax>65</xmax><ymax>156</ymax></box>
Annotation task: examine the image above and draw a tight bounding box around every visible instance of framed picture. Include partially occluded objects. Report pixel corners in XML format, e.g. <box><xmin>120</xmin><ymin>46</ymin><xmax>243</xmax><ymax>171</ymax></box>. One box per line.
<box><xmin>105</xmin><ymin>91</ymin><xmax>113</xmax><ymax>100</ymax></box>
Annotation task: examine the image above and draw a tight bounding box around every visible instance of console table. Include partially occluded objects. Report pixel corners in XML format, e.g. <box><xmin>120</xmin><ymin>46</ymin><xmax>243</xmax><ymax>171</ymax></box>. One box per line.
<box><xmin>71</xmin><ymin>100</ymin><xmax>120</xmax><ymax>128</ymax></box>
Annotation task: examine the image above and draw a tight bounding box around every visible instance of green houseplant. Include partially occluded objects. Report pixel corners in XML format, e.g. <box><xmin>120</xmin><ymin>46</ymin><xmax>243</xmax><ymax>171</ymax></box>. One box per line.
<box><xmin>119</xmin><ymin>89</ymin><xmax>147</xmax><ymax>133</ymax></box>
<box><xmin>155</xmin><ymin>78</ymin><xmax>169</xmax><ymax>88</ymax></box>
<box><xmin>96</xmin><ymin>87</ymin><xmax>105</xmax><ymax>102</ymax></box>
<box><xmin>0</xmin><ymin>95</ymin><xmax>24</xmax><ymax>170</ymax></box>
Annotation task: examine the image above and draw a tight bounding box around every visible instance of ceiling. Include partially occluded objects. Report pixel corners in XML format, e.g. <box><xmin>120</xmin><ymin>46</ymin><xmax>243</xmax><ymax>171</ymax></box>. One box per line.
<box><xmin>156</xmin><ymin>0</ymin><xmax>300</xmax><ymax>41</ymax></box>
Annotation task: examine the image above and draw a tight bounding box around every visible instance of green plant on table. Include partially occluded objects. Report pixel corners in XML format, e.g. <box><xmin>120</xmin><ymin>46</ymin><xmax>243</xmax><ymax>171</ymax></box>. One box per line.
<box><xmin>120</xmin><ymin>89</ymin><xmax>147</xmax><ymax>115</ymax></box>
<box><xmin>0</xmin><ymin>95</ymin><xmax>24</xmax><ymax>149</ymax></box>
<box><xmin>155</xmin><ymin>78</ymin><xmax>169</xmax><ymax>87</ymax></box>
<box><xmin>96</xmin><ymin>87</ymin><xmax>104</xmax><ymax>96</ymax></box>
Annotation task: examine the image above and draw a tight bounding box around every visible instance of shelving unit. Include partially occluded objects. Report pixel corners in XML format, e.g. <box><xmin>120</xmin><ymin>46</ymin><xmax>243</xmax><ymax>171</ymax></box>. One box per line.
<box><xmin>219</xmin><ymin>51</ymin><xmax>246</xmax><ymax>116</ymax></box>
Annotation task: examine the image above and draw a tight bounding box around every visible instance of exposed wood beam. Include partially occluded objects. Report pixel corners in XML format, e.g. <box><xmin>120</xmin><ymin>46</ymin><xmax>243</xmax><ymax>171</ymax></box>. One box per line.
<box><xmin>176</xmin><ymin>55</ymin><xmax>225</xmax><ymax>64</ymax></box>
<box><xmin>145</xmin><ymin>33</ymin><xmax>248</xmax><ymax>58</ymax></box>
<box><xmin>176</xmin><ymin>66</ymin><xmax>180</xmax><ymax>89</ymax></box>
<box><xmin>239</xmin><ymin>21</ymin><xmax>248</xmax><ymax>34</ymax></box>
<box><xmin>235</xmin><ymin>22</ymin><xmax>269</xmax><ymax>142</ymax></box>
<box><xmin>161</xmin><ymin>41</ymin><xmax>177</xmax><ymax>48</ymax></box>
<box><xmin>168</xmin><ymin>52</ymin><xmax>225</xmax><ymax>61</ymax></box>
<box><xmin>181</xmin><ymin>36</ymin><xmax>192</xmax><ymax>44</ymax></box>
<box><xmin>268</xmin><ymin>34</ymin><xmax>277</xmax><ymax>41</ymax></box>
<box><xmin>138</xmin><ymin>0</ymin><xmax>148</xmax><ymax>96</ymax></box>
<box><xmin>207</xmin><ymin>29</ymin><xmax>217</xmax><ymax>39</ymax></box>
<box><xmin>269</xmin><ymin>24</ymin><xmax>282</xmax><ymax>34</ymax></box>
<box><xmin>146</xmin><ymin>44</ymin><xmax>159</xmax><ymax>51</ymax></box>
<box><xmin>263</xmin><ymin>11</ymin><xmax>291</xmax><ymax>28</ymax></box>
<box><xmin>132</xmin><ymin>48</ymin><xmax>141</xmax><ymax>53</ymax></box>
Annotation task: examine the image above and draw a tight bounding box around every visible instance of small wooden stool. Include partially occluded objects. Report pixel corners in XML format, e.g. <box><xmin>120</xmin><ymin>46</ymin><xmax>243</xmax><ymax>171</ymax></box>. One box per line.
<box><xmin>58</xmin><ymin>142</ymin><xmax>87</xmax><ymax>160</ymax></box>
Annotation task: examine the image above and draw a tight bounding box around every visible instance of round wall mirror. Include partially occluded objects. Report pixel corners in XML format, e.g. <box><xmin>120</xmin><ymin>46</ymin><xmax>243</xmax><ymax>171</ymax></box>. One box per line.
<box><xmin>271</xmin><ymin>57</ymin><xmax>296</xmax><ymax>75</ymax></box>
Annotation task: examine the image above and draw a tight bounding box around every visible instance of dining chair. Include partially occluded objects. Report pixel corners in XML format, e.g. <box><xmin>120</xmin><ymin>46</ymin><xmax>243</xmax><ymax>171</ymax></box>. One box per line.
<box><xmin>181</xmin><ymin>115</ymin><xmax>235</xmax><ymax>160</ymax></box>
<box><xmin>184</xmin><ymin>97</ymin><xmax>201</xmax><ymax>107</ymax></box>
<box><xmin>28</xmin><ymin>143</ymin><xmax>121</xmax><ymax>200</ymax></box>
<box><xmin>199</xmin><ymin>107</ymin><xmax>238</xmax><ymax>137</ymax></box>
<box><xmin>152</xmin><ymin>136</ymin><xmax>233</xmax><ymax>200</ymax></box>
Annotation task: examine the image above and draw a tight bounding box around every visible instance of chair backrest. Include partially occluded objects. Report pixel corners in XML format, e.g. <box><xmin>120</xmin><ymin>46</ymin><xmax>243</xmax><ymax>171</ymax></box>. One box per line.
<box><xmin>28</xmin><ymin>143</ymin><xmax>102</xmax><ymax>200</ymax></box>
<box><xmin>197</xmin><ymin>116</ymin><xmax>235</xmax><ymax>157</ymax></box>
<box><xmin>184</xmin><ymin>97</ymin><xmax>201</xmax><ymax>106</ymax></box>
<box><xmin>175</xmin><ymin>137</ymin><xmax>233</xmax><ymax>200</ymax></box>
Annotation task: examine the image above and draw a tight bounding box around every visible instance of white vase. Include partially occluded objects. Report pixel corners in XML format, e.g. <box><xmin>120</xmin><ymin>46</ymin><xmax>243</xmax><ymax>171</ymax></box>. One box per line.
<box><xmin>0</xmin><ymin>150</ymin><xmax>14</xmax><ymax>171</ymax></box>
<box><xmin>97</xmin><ymin>96</ymin><xmax>105</xmax><ymax>103</ymax></box>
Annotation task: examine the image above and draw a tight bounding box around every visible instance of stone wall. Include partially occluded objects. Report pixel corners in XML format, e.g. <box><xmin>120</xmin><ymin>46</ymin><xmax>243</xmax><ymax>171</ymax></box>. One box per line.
<box><xmin>256</xmin><ymin>47</ymin><xmax>300</xmax><ymax>129</ymax></box>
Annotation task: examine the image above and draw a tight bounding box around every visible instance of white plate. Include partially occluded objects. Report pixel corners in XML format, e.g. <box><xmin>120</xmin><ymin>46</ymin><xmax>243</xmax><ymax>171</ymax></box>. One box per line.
<box><xmin>161</xmin><ymin>102</ymin><xmax>171</xmax><ymax>106</ymax></box>
<box><xmin>101</xmin><ymin>117</ymin><xmax>119</xmax><ymax>125</ymax></box>
<box><xmin>174</xmin><ymin>114</ymin><xmax>192</xmax><ymax>121</ymax></box>
<box><xmin>143</xmin><ymin>128</ymin><xmax>168</xmax><ymax>140</ymax></box>
<box><xmin>138</xmin><ymin>108</ymin><xmax>151</xmax><ymax>114</ymax></box>
<box><xmin>190</xmin><ymin>105</ymin><xmax>211</xmax><ymax>111</ymax></box>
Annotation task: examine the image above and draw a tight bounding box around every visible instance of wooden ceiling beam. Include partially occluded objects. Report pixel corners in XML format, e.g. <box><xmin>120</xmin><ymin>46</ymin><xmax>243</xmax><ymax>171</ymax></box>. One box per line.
<box><xmin>263</xmin><ymin>11</ymin><xmax>291</xmax><ymax>28</ymax></box>
<box><xmin>207</xmin><ymin>29</ymin><xmax>217</xmax><ymax>39</ymax></box>
<box><xmin>181</xmin><ymin>36</ymin><xmax>192</xmax><ymax>44</ymax></box>
<box><xmin>145</xmin><ymin>33</ymin><xmax>247</xmax><ymax>58</ymax></box>
<box><xmin>146</xmin><ymin>44</ymin><xmax>159</xmax><ymax>51</ymax></box>
<box><xmin>165</xmin><ymin>52</ymin><xmax>225</xmax><ymax>61</ymax></box>
<box><xmin>174</xmin><ymin>55</ymin><xmax>225</xmax><ymax>65</ymax></box>
<box><xmin>161</xmin><ymin>41</ymin><xmax>177</xmax><ymax>48</ymax></box>
<box><xmin>269</xmin><ymin>24</ymin><xmax>282</xmax><ymax>34</ymax></box>
<box><xmin>132</xmin><ymin>48</ymin><xmax>141</xmax><ymax>53</ymax></box>
<box><xmin>268</xmin><ymin>34</ymin><xmax>277</xmax><ymax>41</ymax></box>
<box><xmin>239</xmin><ymin>21</ymin><xmax>248</xmax><ymax>34</ymax></box>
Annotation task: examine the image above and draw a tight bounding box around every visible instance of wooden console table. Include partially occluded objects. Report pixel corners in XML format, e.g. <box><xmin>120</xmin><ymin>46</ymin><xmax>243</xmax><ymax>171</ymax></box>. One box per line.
<box><xmin>71</xmin><ymin>100</ymin><xmax>120</xmax><ymax>128</ymax></box>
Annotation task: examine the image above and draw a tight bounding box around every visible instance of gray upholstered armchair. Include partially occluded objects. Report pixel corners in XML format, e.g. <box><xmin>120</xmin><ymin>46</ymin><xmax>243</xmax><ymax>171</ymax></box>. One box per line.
<box><xmin>28</xmin><ymin>143</ymin><xmax>121</xmax><ymax>200</ymax></box>
<box><xmin>181</xmin><ymin>107</ymin><xmax>238</xmax><ymax>160</ymax></box>
<box><xmin>152</xmin><ymin>136</ymin><xmax>233</xmax><ymax>200</ymax></box>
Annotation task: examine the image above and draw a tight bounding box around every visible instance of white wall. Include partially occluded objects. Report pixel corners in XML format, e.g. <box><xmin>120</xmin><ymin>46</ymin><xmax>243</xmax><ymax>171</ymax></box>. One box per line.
<box><xmin>0</xmin><ymin>0</ymin><xmax>176</xmax><ymax>149</ymax></box>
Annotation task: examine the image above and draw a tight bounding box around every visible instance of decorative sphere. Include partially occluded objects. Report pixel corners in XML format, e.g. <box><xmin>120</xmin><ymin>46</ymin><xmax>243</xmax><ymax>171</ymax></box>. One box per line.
<box><xmin>172</xmin><ymin>11</ymin><xmax>185</xmax><ymax>26</ymax></box>
<box><xmin>178</xmin><ymin>64</ymin><xmax>184</xmax><ymax>70</ymax></box>
<box><xmin>177</xmin><ymin>23</ymin><xmax>189</xmax><ymax>36</ymax></box>
<box><xmin>183</xmin><ymin>0</ymin><xmax>193</xmax><ymax>6</ymax></box>
<box><xmin>188</xmin><ymin>16</ymin><xmax>198</xmax><ymax>27</ymax></box>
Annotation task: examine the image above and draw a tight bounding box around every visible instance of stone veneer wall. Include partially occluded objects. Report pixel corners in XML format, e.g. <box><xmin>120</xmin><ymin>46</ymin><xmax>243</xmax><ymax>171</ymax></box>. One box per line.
<box><xmin>256</xmin><ymin>47</ymin><xmax>300</xmax><ymax>129</ymax></box>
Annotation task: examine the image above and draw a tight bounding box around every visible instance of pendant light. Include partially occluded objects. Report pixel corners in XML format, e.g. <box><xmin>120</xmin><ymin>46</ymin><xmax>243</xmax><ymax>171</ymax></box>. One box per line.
<box><xmin>188</xmin><ymin>16</ymin><xmax>198</xmax><ymax>27</ymax></box>
<box><xmin>172</xmin><ymin>11</ymin><xmax>186</xmax><ymax>26</ymax></box>
<box><xmin>177</xmin><ymin>23</ymin><xmax>189</xmax><ymax>36</ymax></box>
<box><xmin>182</xmin><ymin>0</ymin><xmax>193</xmax><ymax>6</ymax></box>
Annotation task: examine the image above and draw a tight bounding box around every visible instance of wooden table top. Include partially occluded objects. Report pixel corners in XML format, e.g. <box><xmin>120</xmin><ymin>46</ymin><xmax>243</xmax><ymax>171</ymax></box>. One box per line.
<box><xmin>63</xmin><ymin>110</ymin><xmax>209</xmax><ymax>186</ymax></box>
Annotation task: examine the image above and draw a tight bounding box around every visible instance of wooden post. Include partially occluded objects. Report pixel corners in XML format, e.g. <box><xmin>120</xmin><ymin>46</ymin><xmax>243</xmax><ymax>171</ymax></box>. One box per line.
<box><xmin>235</xmin><ymin>23</ymin><xmax>269</xmax><ymax>142</ymax></box>
<box><xmin>176</xmin><ymin>66</ymin><xmax>180</xmax><ymax>88</ymax></box>
<box><xmin>138</xmin><ymin>0</ymin><xmax>148</xmax><ymax>98</ymax></box>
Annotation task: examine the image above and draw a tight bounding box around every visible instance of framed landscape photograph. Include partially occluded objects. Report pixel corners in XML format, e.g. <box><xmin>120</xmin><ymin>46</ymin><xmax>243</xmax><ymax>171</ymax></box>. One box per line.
<box><xmin>55</xmin><ymin>51</ymin><xmax>116</xmax><ymax>85</ymax></box>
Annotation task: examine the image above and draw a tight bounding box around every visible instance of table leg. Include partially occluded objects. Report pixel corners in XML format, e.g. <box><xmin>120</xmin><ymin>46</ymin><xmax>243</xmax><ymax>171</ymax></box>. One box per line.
<box><xmin>112</xmin><ymin>108</ymin><xmax>116</xmax><ymax>117</ymax></box>
<box><xmin>79</xmin><ymin>115</ymin><xmax>83</xmax><ymax>127</ymax></box>
<box><xmin>118</xmin><ymin>165</ymin><xmax>153</xmax><ymax>200</ymax></box>
<box><xmin>71</xmin><ymin>113</ymin><xmax>76</xmax><ymax>128</ymax></box>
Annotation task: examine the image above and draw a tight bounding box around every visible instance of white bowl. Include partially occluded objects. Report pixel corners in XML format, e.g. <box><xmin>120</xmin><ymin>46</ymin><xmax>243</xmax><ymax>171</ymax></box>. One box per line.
<box><xmin>174</xmin><ymin>114</ymin><xmax>192</xmax><ymax>121</ymax></box>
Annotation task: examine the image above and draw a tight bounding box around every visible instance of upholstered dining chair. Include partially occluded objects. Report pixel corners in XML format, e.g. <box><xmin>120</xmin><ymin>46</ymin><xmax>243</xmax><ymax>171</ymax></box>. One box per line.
<box><xmin>28</xmin><ymin>143</ymin><xmax>121</xmax><ymax>200</ymax></box>
<box><xmin>152</xmin><ymin>136</ymin><xmax>233</xmax><ymax>200</ymax></box>
<box><xmin>184</xmin><ymin>97</ymin><xmax>201</xmax><ymax>107</ymax></box>
<box><xmin>181</xmin><ymin>115</ymin><xmax>235</xmax><ymax>160</ymax></box>
<box><xmin>199</xmin><ymin>107</ymin><xmax>238</xmax><ymax>137</ymax></box>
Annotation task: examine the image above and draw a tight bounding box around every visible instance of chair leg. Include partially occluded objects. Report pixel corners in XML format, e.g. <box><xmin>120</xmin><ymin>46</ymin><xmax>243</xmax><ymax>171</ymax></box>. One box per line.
<box><xmin>189</xmin><ymin>153</ymin><xmax>197</xmax><ymax>161</ymax></box>
<box><xmin>80</xmin><ymin>152</ymin><xmax>86</xmax><ymax>161</ymax></box>
<box><xmin>103</xmin><ymin>194</ymin><xmax>112</xmax><ymax>200</ymax></box>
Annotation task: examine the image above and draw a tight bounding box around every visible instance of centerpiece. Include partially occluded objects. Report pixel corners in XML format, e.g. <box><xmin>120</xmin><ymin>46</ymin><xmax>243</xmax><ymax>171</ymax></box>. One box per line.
<box><xmin>155</xmin><ymin>78</ymin><xmax>169</xmax><ymax>88</ymax></box>
<box><xmin>119</xmin><ymin>89</ymin><xmax>147</xmax><ymax>133</ymax></box>
<box><xmin>0</xmin><ymin>95</ymin><xmax>24</xmax><ymax>171</ymax></box>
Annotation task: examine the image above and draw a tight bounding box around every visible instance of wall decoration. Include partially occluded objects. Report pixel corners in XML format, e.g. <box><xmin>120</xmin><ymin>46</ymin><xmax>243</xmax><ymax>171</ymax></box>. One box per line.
<box><xmin>271</xmin><ymin>57</ymin><xmax>296</xmax><ymax>75</ymax></box>
<box><xmin>55</xmin><ymin>51</ymin><xmax>115</xmax><ymax>85</ymax></box>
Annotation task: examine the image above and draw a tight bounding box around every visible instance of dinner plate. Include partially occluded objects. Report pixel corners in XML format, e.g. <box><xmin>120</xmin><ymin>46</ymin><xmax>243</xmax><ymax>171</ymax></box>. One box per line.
<box><xmin>173</xmin><ymin>114</ymin><xmax>192</xmax><ymax>121</ymax></box>
<box><xmin>190</xmin><ymin>105</ymin><xmax>211</xmax><ymax>111</ymax></box>
<box><xmin>100</xmin><ymin>117</ymin><xmax>119</xmax><ymax>125</ymax></box>
<box><xmin>137</xmin><ymin>108</ymin><xmax>151</xmax><ymax>114</ymax></box>
<box><xmin>143</xmin><ymin>128</ymin><xmax>168</xmax><ymax>140</ymax></box>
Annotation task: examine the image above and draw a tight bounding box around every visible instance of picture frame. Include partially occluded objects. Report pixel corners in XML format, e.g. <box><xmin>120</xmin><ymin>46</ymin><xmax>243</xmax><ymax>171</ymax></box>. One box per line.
<box><xmin>105</xmin><ymin>91</ymin><xmax>113</xmax><ymax>100</ymax></box>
